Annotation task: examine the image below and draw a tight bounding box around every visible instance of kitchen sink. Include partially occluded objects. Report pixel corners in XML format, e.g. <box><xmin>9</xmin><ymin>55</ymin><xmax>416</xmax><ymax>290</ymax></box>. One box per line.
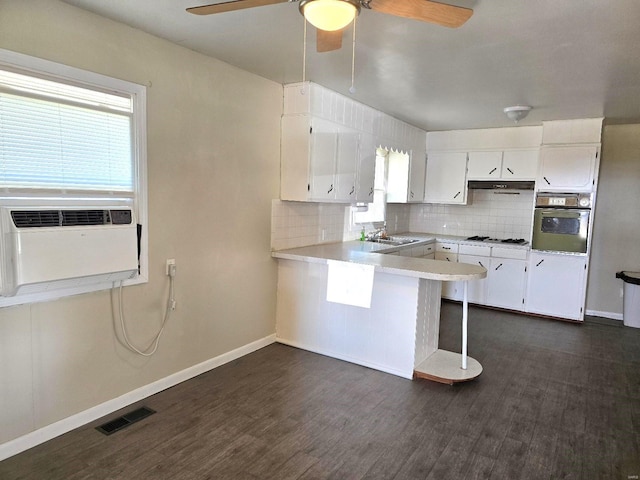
<box><xmin>368</xmin><ymin>237</ymin><xmax>421</xmax><ymax>246</ymax></box>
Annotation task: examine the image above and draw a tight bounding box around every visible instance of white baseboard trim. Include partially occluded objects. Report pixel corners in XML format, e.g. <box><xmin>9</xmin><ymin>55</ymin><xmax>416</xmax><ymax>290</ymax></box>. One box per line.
<box><xmin>585</xmin><ymin>309</ymin><xmax>623</xmax><ymax>321</ymax></box>
<box><xmin>0</xmin><ymin>333</ymin><xmax>276</xmax><ymax>461</ymax></box>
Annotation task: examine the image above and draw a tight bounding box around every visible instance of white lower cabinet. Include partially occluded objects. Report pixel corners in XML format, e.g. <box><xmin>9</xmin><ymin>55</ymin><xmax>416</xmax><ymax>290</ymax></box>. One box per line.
<box><xmin>436</xmin><ymin>242</ymin><xmax>460</xmax><ymax>300</ymax></box>
<box><xmin>486</xmin><ymin>257</ymin><xmax>526</xmax><ymax>310</ymax></box>
<box><xmin>525</xmin><ymin>252</ymin><xmax>587</xmax><ymax>321</ymax></box>
<box><xmin>458</xmin><ymin>254</ymin><xmax>489</xmax><ymax>304</ymax></box>
<box><xmin>438</xmin><ymin>243</ymin><xmax>528</xmax><ymax>311</ymax></box>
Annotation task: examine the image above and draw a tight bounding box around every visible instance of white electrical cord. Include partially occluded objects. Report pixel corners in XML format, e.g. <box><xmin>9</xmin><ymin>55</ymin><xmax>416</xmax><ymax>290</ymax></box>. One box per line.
<box><xmin>114</xmin><ymin>267</ymin><xmax>175</xmax><ymax>356</ymax></box>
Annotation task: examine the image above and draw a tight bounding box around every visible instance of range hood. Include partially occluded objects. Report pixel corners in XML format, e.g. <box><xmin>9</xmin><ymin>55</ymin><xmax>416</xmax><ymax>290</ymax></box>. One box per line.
<box><xmin>467</xmin><ymin>180</ymin><xmax>535</xmax><ymax>190</ymax></box>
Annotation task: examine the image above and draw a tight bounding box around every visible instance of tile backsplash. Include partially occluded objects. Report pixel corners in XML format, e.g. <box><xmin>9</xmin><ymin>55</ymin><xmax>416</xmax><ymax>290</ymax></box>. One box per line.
<box><xmin>271</xmin><ymin>190</ymin><xmax>534</xmax><ymax>250</ymax></box>
<box><xmin>410</xmin><ymin>190</ymin><xmax>535</xmax><ymax>240</ymax></box>
<box><xmin>271</xmin><ymin>200</ymin><xmax>409</xmax><ymax>250</ymax></box>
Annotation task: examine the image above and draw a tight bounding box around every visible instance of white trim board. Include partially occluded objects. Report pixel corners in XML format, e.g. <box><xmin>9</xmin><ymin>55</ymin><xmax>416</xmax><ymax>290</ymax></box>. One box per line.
<box><xmin>0</xmin><ymin>334</ymin><xmax>276</xmax><ymax>461</ymax></box>
<box><xmin>585</xmin><ymin>309</ymin><xmax>623</xmax><ymax>321</ymax></box>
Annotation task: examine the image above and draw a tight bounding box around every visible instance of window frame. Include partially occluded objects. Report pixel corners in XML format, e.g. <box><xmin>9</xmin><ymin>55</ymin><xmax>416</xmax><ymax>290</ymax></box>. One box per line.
<box><xmin>0</xmin><ymin>48</ymin><xmax>148</xmax><ymax>307</ymax></box>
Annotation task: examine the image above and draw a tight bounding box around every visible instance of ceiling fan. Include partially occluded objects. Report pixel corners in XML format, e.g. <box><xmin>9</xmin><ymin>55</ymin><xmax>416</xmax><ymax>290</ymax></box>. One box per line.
<box><xmin>187</xmin><ymin>0</ymin><xmax>473</xmax><ymax>53</ymax></box>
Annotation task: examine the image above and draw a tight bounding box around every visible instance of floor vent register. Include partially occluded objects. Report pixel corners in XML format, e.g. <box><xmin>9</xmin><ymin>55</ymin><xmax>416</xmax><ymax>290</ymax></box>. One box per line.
<box><xmin>95</xmin><ymin>406</ymin><xmax>156</xmax><ymax>436</ymax></box>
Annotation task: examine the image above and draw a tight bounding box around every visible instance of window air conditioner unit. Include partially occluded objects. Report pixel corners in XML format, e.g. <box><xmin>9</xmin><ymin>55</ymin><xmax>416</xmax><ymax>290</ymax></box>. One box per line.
<box><xmin>0</xmin><ymin>207</ymin><xmax>138</xmax><ymax>297</ymax></box>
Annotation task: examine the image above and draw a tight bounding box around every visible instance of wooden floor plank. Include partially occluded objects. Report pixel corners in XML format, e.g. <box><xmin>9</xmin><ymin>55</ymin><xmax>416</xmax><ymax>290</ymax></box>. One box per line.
<box><xmin>2</xmin><ymin>302</ymin><xmax>640</xmax><ymax>479</ymax></box>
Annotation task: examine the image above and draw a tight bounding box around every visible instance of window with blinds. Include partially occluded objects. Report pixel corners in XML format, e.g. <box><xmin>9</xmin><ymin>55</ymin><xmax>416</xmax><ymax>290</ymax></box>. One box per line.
<box><xmin>0</xmin><ymin>69</ymin><xmax>134</xmax><ymax>194</ymax></box>
<box><xmin>0</xmin><ymin>48</ymin><xmax>148</xmax><ymax>307</ymax></box>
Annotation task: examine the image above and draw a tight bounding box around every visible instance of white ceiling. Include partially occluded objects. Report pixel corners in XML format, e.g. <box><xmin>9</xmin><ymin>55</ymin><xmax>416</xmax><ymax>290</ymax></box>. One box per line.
<box><xmin>61</xmin><ymin>0</ymin><xmax>640</xmax><ymax>131</ymax></box>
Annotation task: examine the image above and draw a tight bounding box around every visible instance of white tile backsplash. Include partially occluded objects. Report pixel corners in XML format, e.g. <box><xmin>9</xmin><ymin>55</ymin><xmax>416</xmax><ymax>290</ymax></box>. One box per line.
<box><xmin>410</xmin><ymin>190</ymin><xmax>535</xmax><ymax>240</ymax></box>
<box><xmin>272</xmin><ymin>190</ymin><xmax>535</xmax><ymax>250</ymax></box>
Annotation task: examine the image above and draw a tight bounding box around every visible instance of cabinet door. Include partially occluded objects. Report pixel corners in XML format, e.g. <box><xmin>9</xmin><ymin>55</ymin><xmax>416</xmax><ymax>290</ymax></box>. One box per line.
<box><xmin>309</xmin><ymin>118</ymin><xmax>338</xmax><ymax>201</ymax></box>
<box><xmin>355</xmin><ymin>133</ymin><xmax>376</xmax><ymax>203</ymax></box>
<box><xmin>458</xmin><ymin>254</ymin><xmax>488</xmax><ymax>304</ymax></box>
<box><xmin>435</xmin><ymin>251</ymin><xmax>460</xmax><ymax>300</ymax></box>
<box><xmin>486</xmin><ymin>257</ymin><xmax>526</xmax><ymax>310</ymax></box>
<box><xmin>467</xmin><ymin>151</ymin><xmax>502</xmax><ymax>179</ymax></box>
<box><xmin>501</xmin><ymin>149</ymin><xmax>539</xmax><ymax>179</ymax></box>
<box><xmin>424</xmin><ymin>152</ymin><xmax>468</xmax><ymax>204</ymax></box>
<box><xmin>280</xmin><ymin>115</ymin><xmax>312</xmax><ymax>201</ymax></box>
<box><xmin>525</xmin><ymin>252</ymin><xmax>587</xmax><ymax>320</ymax></box>
<box><xmin>538</xmin><ymin>145</ymin><xmax>598</xmax><ymax>191</ymax></box>
<box><xmin>334</xmin><ymin>128</ymin><xmax>359</xmax><ymax>201</ymax></box>
<box><xmin>408</xmin><ymin>148</ymin><xmax>426</xmax><ymax>202</ymax></box>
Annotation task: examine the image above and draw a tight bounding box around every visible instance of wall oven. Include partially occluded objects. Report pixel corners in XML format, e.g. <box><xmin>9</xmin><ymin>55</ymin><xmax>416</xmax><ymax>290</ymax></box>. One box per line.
<box><xmin>532</xmin><ymin>193</ymin><xmax>592</xmax><ymax>254</ymax></box>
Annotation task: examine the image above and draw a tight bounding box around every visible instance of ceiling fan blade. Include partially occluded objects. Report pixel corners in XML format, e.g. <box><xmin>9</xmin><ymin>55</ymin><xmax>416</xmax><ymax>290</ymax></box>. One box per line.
<box><xmin>368</xmin><ymin>0</ymin><xmax>473</xmax><ymax>28</ymax></box>
<box><xmin>187</xmin><ymin>0</ymin><xmax>288</xmax><ymax>15</ymax></box>
<box><xmin>317</xmin><ymin>29</ymin><xmax>344</xmax><ymax>53</ymax></box>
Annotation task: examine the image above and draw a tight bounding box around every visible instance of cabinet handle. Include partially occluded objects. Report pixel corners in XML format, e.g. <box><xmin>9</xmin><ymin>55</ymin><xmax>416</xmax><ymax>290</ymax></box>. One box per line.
<box><xmin>443</xmin><ymin>247</ymin><xmax>451</xmax><ymax>250</ymax></box>
<box><xmin>410</xmin><ymin>191</ymin><xmax>414</xmax><ymax>199</ymax></box>
<box><xmin>479</xmin><ymin>261</ymin><xmax>485</xmax><ymax>268</ymax></box>
<box><xmin>536</xmin><ymin>259</ymin><xmax>544</xmax><ymax>267</ymax></box>
<box><xmin>453</xmin><ymin>191</ymin><xmax>461</xmax><ymax>199</ymax></box>
<box><xmin>349</xmin><ymin>186</ymin><xmax>355</xmax><ymax>195</ymax></box>
<box><xmin>369</xmin><ymin>187</ymin><xmax>374</xmax><ymax>196</ymax></box>
<box><xmin>327</xmin><ymin>184</ymin><xmax>333</xmax><ymax>194</ymax></box>
<box><xmin>506</xmin><ymin>168</ymin><xmax>514</xmax><ymax>175</ymax></box>
<box><xmin>445</xmin><ymin>257</ymin><xmax>451</xmax><ymax>262</ymax></box>
<box><xmin>489</xmin><ymin>167</ymin><xmax>497</xmax><ymax>175</ymax></box>
<box><xmin>495</xmin><ymin>263</ymin><xmax>503</xmax><ymax>270</ymax></box>
<box><xmin>543</xmin><ymin>176</ymin><xmax>551</xmax><ymax>185</ymax></box>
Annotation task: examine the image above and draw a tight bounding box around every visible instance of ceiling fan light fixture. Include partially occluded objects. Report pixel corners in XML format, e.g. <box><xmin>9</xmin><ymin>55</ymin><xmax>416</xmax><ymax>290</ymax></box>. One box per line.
<box><xmin>300</xmin><ymin>0</ymin><xmax>360</xmax><ymax>32</ymax></box>
<box><xmin>503</xmin><ymin>105</ymin><xmax>532</xmax><ymax>123</ymax></box>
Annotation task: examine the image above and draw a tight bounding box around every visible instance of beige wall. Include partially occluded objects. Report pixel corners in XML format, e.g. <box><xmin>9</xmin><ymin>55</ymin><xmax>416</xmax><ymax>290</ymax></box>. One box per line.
<box><xmin>0</xmin><ymin>0</ymin><xmax>281</xmax><ymax>445</ymax></box>
<box><xmin>587</xmin><ymin>124</ymin><xmax>640</xmax><ymax>317</ymax></box>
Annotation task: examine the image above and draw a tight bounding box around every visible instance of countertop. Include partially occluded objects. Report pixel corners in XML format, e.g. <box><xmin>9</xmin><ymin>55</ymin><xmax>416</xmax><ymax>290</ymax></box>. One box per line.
<box><xmin>272</xmin><ymin>239</ymin><xmax>487</xmax><ymax>282</ymax></box>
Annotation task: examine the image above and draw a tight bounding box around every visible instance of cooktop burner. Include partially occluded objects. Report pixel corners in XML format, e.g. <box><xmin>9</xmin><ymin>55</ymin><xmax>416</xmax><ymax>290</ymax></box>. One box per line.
<box><xmin>465</xmin><ymin>236</ymin><xmax>528</xmax><ymax>245</ymax></box>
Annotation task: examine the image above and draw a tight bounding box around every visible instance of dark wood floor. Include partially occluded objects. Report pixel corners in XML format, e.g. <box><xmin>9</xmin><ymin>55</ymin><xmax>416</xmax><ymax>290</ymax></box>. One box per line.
<box><xmin>2</xmin><ymin>302</ymin><xmax>640</xmax><ymax>479</ymax></box>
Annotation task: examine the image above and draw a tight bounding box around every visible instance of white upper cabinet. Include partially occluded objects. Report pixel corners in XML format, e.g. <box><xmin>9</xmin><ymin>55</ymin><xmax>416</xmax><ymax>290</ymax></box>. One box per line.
<box><xmin>282</xmin><ymin>82</ymin><xmax>427</xmax><ymax>204</ymax></box>
<box><xmin>467</xmin><ymin>151</ymin><xmax>502</xmax><ymax>179</ymax></box>
<box><xmin>281</xmin><ymin>114</ymin><xmax>359</xmax><ymax>203</ymax></box>
<box><xmin>355</xmin><ymin>133</ymin><xmax>376</xmax><ymax>203</ymax></box>
<box><xmin>334</xmin><ymin>126</ymin><xmax>359</xmax><ymax>201</ymax></box>
<box><xmin>502</xmin><ymin>149</ymin><xmax>540</xmax><ymax>179</ymax></box>
<box><xmin>538</xmin><ymin>145</ymin><xmax>599</xmax><ymax>192</ymax></box>
<box><xmin>424</xmin><ymin>152</ymin><xmax>468</xmax><ymax>204</ymax></box>
<box><xmin>467</xmin><ymin>149</ymin><xmax>539</xmax><ymax>180</ymax></box>
<box><xmin>408</xmin><ymin>145</ymin><xmax>427</xmax><ymax>202</ymax></box>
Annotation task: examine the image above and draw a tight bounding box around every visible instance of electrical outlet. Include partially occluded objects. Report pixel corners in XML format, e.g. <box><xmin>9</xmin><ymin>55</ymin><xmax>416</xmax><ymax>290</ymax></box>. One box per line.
<box><xmin>166</xmin><ymin>259</ymin><xmax>175</xmax><ymax>276</ymax></box>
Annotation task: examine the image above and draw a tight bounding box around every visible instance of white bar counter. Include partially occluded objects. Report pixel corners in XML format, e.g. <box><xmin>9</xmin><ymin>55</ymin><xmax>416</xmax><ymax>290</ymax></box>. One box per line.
<box><xmin>273</xmin><ymin>241</ymin><xmax>486</xmax><ymax>383</ymax></box>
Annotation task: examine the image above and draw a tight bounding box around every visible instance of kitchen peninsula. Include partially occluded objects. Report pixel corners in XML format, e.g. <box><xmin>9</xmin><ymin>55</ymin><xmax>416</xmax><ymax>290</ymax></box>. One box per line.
<box><xmin>272</xmin><ymin>239</ymin><xmax>486</xmax><ymax>383</ymax></box>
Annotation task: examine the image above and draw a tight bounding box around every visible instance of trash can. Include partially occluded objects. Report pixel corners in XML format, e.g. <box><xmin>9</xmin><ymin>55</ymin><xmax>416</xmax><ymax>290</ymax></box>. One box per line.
<box><xmin>616</xmin><ymin>271</ymin><xmax>640</xmax><ymax>328</ymax></box>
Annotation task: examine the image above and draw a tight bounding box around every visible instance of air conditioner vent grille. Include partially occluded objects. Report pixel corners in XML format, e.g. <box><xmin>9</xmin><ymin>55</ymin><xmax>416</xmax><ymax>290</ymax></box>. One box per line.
<box><xmin>11</xmin><ymin>209</ymin><xmax>117</xmax><ymax>228</ymax></box>
<box><xmin>62</xmin><ymin>210</ymin><xmax>111</xmax><ymax>226</ymax></box>
<box><xmin>11</xmin><ymin>210</ymin><xmax>61</xmax><ymax>228</ymax></box>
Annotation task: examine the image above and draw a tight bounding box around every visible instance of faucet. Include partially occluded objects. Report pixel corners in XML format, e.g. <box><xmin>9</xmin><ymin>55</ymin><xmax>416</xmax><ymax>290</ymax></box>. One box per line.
<box><xmin>366</xmin><ymin>221</ymin><xmax>388</xmax><ymax>240</ymax></box>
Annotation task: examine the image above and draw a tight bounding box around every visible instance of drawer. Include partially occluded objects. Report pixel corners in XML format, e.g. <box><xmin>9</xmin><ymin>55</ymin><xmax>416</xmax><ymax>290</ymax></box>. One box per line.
<box><xmin>436</xmin><ymin>242</ymin><xmax>459</xmax><ymax>253</ymax></box>
<box><xmin>459</xmin><ymin>244</ymin><xmax>491</xmax><ymax>257</ymax></box>
<box><xmin>435</xmin><ymin>252</ymin><xmax>458</xmax><ymax>262</ymax></box>
<box><xmin>410</xmin><ymin>244</ymin><xmax>434</xmax><ymax>257</ymax></box>
<box><xmin>491</xmin><ymin>247</ymin><xmax>528</xmax><ymax>260</ymax></box>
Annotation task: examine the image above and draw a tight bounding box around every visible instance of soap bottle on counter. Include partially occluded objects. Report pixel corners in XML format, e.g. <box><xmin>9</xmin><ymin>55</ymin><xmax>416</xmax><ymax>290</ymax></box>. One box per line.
<box><xmin>360</xmin><ymin>226</ymin><xmax>366</xmax><ymax>241</ymax></box>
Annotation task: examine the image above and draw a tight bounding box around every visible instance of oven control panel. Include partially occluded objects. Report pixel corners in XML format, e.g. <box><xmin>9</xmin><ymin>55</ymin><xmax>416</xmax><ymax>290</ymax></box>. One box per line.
<box><xmin>536</xmin><ymin>193</ymin><xmax>592</xmax><ymax>209</ymax></box>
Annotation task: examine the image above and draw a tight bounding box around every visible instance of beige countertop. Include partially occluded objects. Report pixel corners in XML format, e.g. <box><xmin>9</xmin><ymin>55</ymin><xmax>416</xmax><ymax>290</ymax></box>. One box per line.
<box><xmin>272</xmin><ymin>239</ymin><xmax>487</xmax><ymax>282</ymax></box>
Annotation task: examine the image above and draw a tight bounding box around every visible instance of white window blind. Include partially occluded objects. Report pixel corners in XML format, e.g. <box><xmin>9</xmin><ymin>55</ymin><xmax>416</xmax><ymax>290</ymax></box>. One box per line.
<box><xmin>0</xmin><ymin>69</ymin><xmax>134</xmax><ymax>194</ymax></box>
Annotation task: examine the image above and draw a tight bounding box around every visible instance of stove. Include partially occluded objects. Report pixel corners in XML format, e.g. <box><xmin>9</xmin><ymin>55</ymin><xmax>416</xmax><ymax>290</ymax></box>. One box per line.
<box><xmin>466</xmin><ymin>235</ymin><xmax>528</xmax><ymax>245</ymax></box>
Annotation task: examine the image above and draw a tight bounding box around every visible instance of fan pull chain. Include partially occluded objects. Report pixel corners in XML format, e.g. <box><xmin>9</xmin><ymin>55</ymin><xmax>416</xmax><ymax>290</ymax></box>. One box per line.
<box><xmin>349</xmin><ymin>16</ymin><xmax>357</xmax><ymax>94</ymax></box>
<box><xmin>302</xmin><ymin>19</ymin><xmax>307</xmax><ymax>86</ymax></box>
